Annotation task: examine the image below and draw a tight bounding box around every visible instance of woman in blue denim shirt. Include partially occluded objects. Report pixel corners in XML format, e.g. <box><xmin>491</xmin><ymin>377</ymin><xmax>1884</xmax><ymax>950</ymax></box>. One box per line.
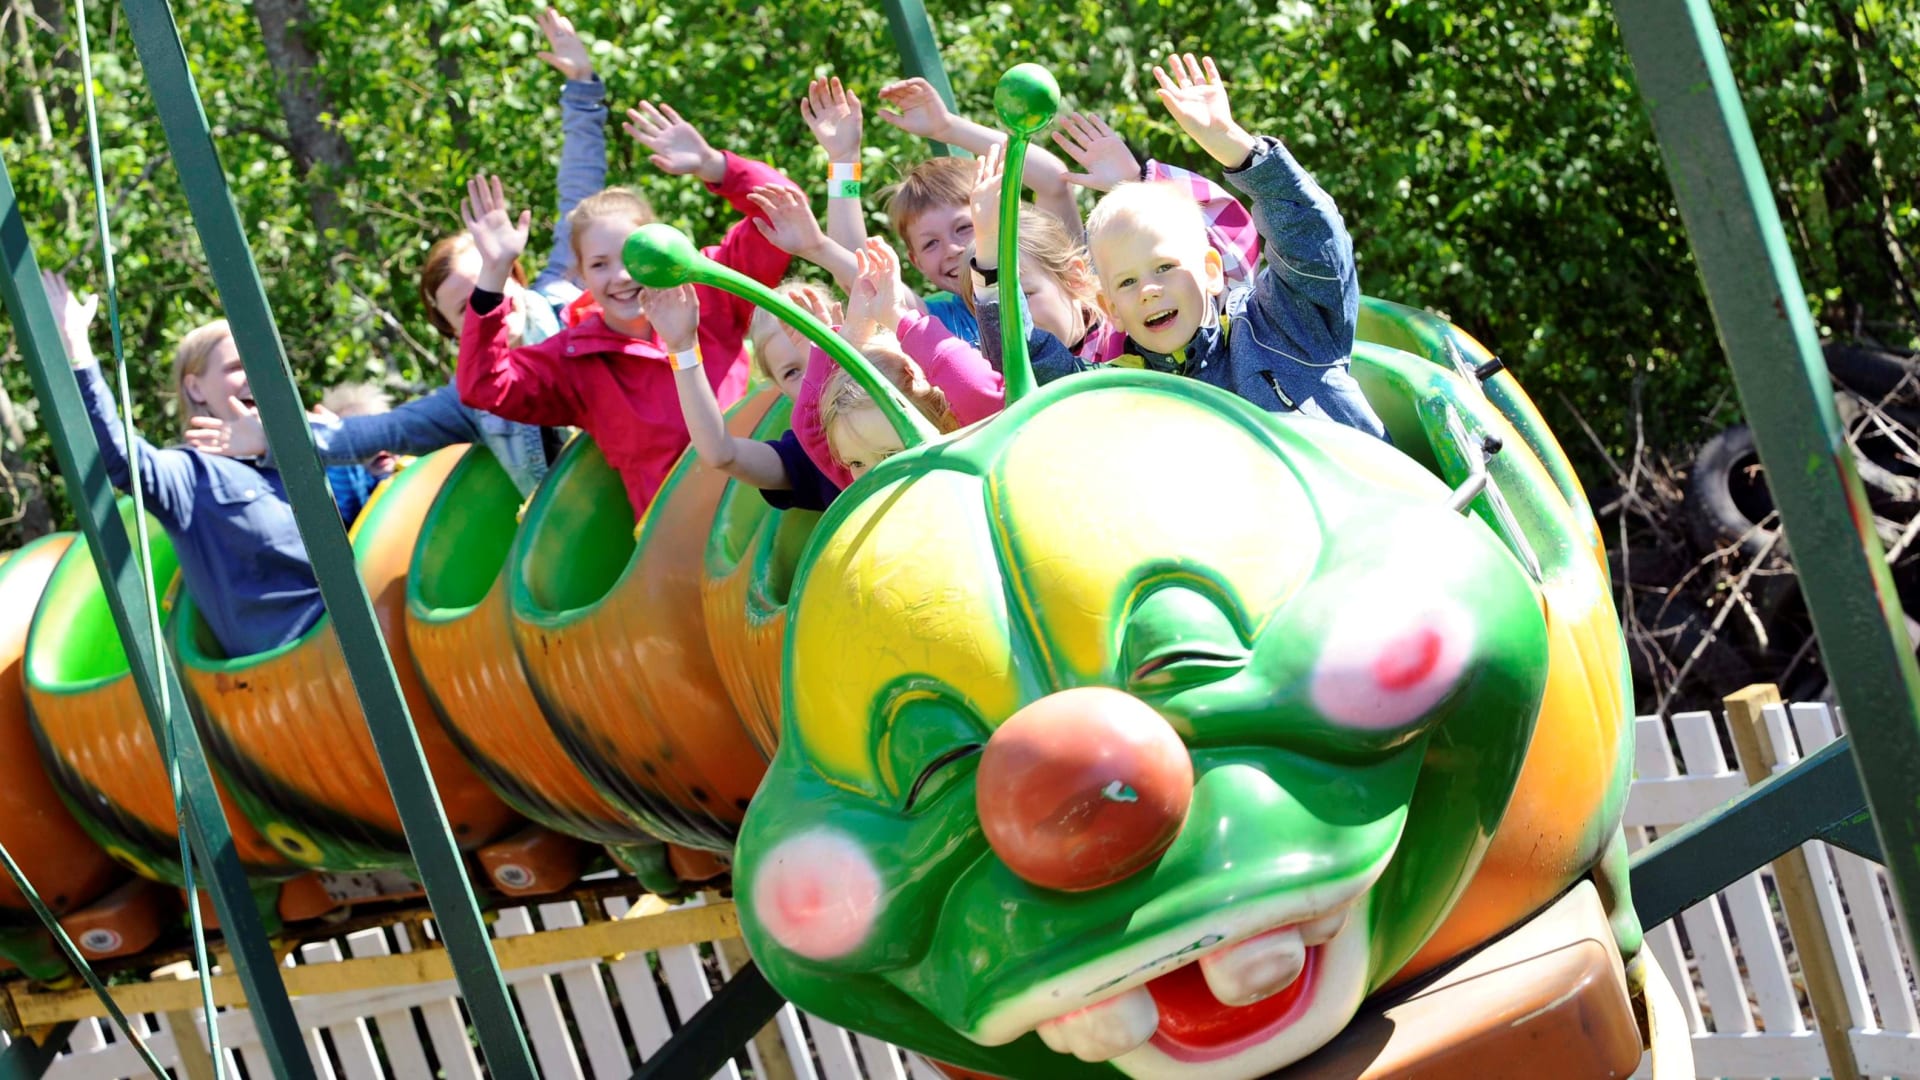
<box><xmin>49</xmin><ymin>274</ymin><xmax>323</xmax><ymax>658</ymax></box>
<box><xmin>185</xmin><ymin>8</ymin><xmax>606</xmax><ymax>497</ymax></box>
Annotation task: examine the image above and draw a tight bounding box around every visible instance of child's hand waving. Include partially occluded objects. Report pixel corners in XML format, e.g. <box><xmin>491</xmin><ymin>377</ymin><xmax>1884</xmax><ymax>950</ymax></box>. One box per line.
<box><xmin>534</xmin><ymin>7</ymin><xmax>594</xmax><ymax>83</ymax></box>
<box><xmin>778</xmin><ymin>287</ymin><xmax>844</xmax><ymax>356</ymax></box>
<box><xmin>624</xmin><ymin>102</ymin><xmax>726</xmax><ymax>183</ymax></box>
<box><xmin>801</xmin><ymin>76</ymin><xmax>863</xmax><ymax>162</ymax></box>
<box><xmin>968</xmin><ymin>141</ymin><xmax>1007</xmax><ymax>268</ymax></box>
<box><xmin>849</xmin><ymin>237</ymin><xmax>913</xmax><ymax>335</ymax></box>
<box><xmin>747</xmin><ymin>185</ymin><xmax>829</xmax><ymax>258</ymax></box>
<box><xmin>875</xmin><ymin>77</ymin><xmax>953</xmax><ymax>140</ymax></box>
<box><xmin>644</xmin><ymin>284</ymin><xmax>701</xmax><ymax>354</ymax></box>
<box><xmin>1152</xmin><ymin>54</ymin><xmax>1256</xmax><ymax>169</ymax></box>
<box><xmin>460</xmin><ymin>175</ymin><xmax>533</xmax><ymax>291</ymax></box>
<box><xmin>1051</xmin><ymin>112</ymin><xmax>1142</xmax><ymax>191</ymax></box>
<box><xmin>184</xmin><ymin>409</ymin><xmax>267</xmax><ymax>458</ymax></box>
<box><xmin>41</xmin><ymin>271</ymin><xmax>98</xmax><ymax>366</ymax></box>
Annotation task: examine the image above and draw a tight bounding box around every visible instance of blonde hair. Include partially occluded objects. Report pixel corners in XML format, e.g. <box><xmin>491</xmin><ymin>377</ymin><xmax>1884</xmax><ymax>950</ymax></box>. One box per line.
<box><xmin>748</xmin><ymin>280</ymin><xmax>836</xmax><ymax>382</ymax></box>
<box><xmin>170</xmin><ymin>320</ymin><xmax>234</xmax><ymax>432</ymax></box>
<box><xmin>1084</xmin><ymin>181</ymin><xmax>1210</xmax><ymax>276</ymax></box>
<box><xmin>567</xmin><ymin>187</ymin><xmax>657</xmax><ymax>267</ymax></box>
<box><xmin>957</xmin><ymin>205</ymin><xmax>1099</xmax><ymax>316</ymax></box>
<box><xmin>818</xmin><ymin>337</ymin><xmax>959</xmax><ymax>472</ymax></box>
<box><xmin>883</xmin><ymin>157</ymin><xmax>974</xmax><ymax>245</ymax></box>
<box><xmin>420</xmin><ymin>233</ymin><xmax>528</xmax><ymax>340</ymax></box>
<box><xmin>320</xmin><ymin>381</ymin><xmax>393</xmax><ymax>418</ymax></box>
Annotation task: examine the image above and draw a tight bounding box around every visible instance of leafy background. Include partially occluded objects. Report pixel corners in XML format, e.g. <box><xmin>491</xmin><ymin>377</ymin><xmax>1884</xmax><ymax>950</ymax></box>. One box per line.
<box><xmin>1</xmin><ymin>0</ymin><xmax>1915</xmax><ymax>544</ymax></box>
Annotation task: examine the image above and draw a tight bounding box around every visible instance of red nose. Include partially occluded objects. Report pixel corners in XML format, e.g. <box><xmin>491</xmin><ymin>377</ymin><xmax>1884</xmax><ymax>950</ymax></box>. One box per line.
<box><xmin>975</xmin><ymin>687</ymin><xmax>1194</xmax><ymax>892</ymax></box>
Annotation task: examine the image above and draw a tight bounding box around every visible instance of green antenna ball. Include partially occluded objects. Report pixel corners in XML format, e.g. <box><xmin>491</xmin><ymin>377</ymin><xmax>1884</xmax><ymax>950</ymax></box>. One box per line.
<box><xmin>994</xmin><ymin>63</ymin><xmax>1060</xmax><ymax>136</ymax></box>
<box><xmin>623</xmin><ymin>223</ymin><xmax>702</xmax><ymax>288</ymax></box>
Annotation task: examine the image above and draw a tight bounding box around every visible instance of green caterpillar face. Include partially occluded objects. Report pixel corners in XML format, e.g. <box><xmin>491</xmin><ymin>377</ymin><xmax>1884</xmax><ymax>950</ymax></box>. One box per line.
<box><xmin>738</xmin><ymin>373</ymin><xmax>1550</xmax><ymax>1078</ymax></box>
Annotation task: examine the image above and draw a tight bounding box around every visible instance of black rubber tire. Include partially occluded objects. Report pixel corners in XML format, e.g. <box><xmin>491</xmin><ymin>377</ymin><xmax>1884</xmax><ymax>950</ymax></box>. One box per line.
<box><xmin>1686</xmin><ymin>425</ymin><xmax>1778</xmax><ymax>561</ymax></box>
<box><xmin>1826</xmin><ymin>342</ymin><xmax>1920</xmax><ymax>403</ymax></box>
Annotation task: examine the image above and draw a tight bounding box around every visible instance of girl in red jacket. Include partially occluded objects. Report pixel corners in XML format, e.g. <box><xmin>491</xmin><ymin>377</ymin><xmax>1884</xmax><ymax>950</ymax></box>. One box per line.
<box><xmin>456</xmin><ymin>102</ymin><xmax>823</xmax><ymax>518</ymax></box>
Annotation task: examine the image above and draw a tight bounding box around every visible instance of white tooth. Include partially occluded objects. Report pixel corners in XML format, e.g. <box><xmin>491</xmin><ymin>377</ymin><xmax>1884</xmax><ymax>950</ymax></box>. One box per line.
<box><xmin>1300</xmin><ymin>907</ymin><xmax>1349</xmax><ymax>947</ymax></box>
<box><xmin>1200</xmin><ymin>927</ymin><xmax>1307</xmax><ymax>1007</ymax></box>
<box><xmin>1035</xmin><ymin>986</ymin><xmax>1158</xmax><ymax>1062</ymax></box>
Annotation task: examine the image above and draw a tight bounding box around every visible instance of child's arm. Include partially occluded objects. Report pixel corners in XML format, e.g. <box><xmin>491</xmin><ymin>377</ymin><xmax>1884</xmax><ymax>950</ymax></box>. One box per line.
<box><xmin>457</xmin><ymin>175</ymin><xmax>582</xmax><ymax>426</ymax></box>
<box><xmin>187</xmin><ymin>385</ymin><xmax>479</xmax><ymax>465</ymax></box>
<box><xmin>800</xmin><ymin>76</ymin><xmax>867</xmax><ymax>254</ymax></box>
<box><xmin>651</xmin><ymin>284</ymin><xmax>791</xmax><ymax>490</ymax></box>
<box><xmin>852</xmin><ymin>237</ymin><xmax>1005</xmax><ymax>425</ymax></box>
<box><xmin>46</xmin><ymin>272</ymin><xmax>197</xmax><ymax>528</ymax></box>
<box><xmin>964</xmin><ymin>145</ymin><xmax>1092</xmax><ymax>385</ymax></box>
<box><xmin>1154</xmin><ymin>55</ymin><xmax>1352</xmax><ymax>318</ymax></box>
<box><xmin>792</xmin><ymin>342</ymin><xmax>853</xmax><ymax>490</ymax></box>
<box><xmin>746</xmin><ymin>184</ymin><xmax>858</xmax><ymax>292</ymax></box>
<box><xmin>624</xmin><ymin>102</ymin><xmax>798</xmax><ymax>338</ymax></box>
<box><xmin>876</xmin><ymin>77</ymin><xmax>1082</xmax><ymax>229</ymax></box>
<box><xmin>527</xmin><ymin>6</ymin><xmax>608</xmax><ymax>302</ymax></box>
<box><xmin>1051</xmin><ymin>111</ymin><xmax>1262</xmax><ymax>290</ymax></box>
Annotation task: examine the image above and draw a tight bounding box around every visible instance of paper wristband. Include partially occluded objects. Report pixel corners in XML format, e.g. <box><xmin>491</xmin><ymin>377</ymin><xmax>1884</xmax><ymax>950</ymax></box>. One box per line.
<box><xmin>671</xmin><ymin>347</ymin><xmax>703</xmax><ymax>371</ymax></box>
<box><xmin>829</xmin><ymin>161</ymin><xmax>862</xmax><ymax>199</ymax></box>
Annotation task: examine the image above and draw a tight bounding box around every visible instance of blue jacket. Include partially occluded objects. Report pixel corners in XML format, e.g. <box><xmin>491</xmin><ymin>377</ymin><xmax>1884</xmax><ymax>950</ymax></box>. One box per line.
<box><xmin>76</xmin><ymin>362</ymin><xmax>324</xmax><ymax>658</ymax></box>
<box><xmin>1111</xmin><ymin>136</ymin><xmax>1384</xmax><ymax>439</ymax></box>
<box><xmin>309</xmin><ymin>382</ymin><xmax>551</xmax><ymax>497</ymax></box>
<box><xmin>526</xmin><ymin>76</ymin><xmax>610</xmax><ymax>315</ymax></box>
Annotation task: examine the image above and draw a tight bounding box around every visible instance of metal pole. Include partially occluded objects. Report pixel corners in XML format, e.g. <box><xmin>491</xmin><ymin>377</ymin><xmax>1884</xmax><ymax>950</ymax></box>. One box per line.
<box><xmin>629</xmin><ymin>963</ymin><xmax>786</xmax><ymax>1080</ymax></box>
<box><xmin>878</xmin><ymin>0</ymin><xmax>958</xmax><ymax>156</ymax></box>
<box><xmin>0</xmin><ymin>160</ymin><xmax>316</xmax><ymax>1080</ymax></box>
<box><xmin>112</xmin><ymin>1</ymin><xmax>538</xmax><ymax>1075</ymax></box>
<box><xmin>0</xmin><ymin>1025</ymin><xmax>75</xmax><ymax>1080</ymax></box>
<box><xmin>1613</xmin><ymin>0</ymin><xmax>1920</xmax><ymax>944</ymax></box>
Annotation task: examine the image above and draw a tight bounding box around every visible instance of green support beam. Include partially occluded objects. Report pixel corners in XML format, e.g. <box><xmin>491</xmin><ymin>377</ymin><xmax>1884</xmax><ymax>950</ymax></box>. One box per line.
<box><xmin>0</xmin><ymin>1025</ymin><xmax>74</xmax><ymax>1080</ymax></box>
<box><xmin>1630</xmin><ymin>738</ymin><xmax>1870</xmax><ymax>927</ymax></box>
<box><xmin>0</xmin><ymin>160</ymin><xmax>315</xmax><ymax>1080</ymax></box>
<box><xmin>879</xmin><ymin>0</ymin><xmax>958</xmax><ymax>155</ymax></box>
<box><xmin>1612</xmin><ymin>0</ymin><xmax>1920</xmax><ymax>942</ymax></box>
<box><xmin>113</xmin><ymin>1</ymin><xmax>538</xmax><ymax>1076</ymax></box>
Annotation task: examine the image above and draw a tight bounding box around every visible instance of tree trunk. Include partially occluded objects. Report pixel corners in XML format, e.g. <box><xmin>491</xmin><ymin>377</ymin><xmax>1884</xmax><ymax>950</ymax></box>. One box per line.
<box><xmin>427</xmin><ymin>13</ymin><xmax>470</xmax><ymax>153</ymax></box>
<box><xmin>248</xmin><ymin>0</ymin><xmax>359</xmax><ymax>245</ymax></box>
<box><xmin>1818</xmin><ymin>5</ymin><xmax>1912</xmax><ymax>336</ymax></box>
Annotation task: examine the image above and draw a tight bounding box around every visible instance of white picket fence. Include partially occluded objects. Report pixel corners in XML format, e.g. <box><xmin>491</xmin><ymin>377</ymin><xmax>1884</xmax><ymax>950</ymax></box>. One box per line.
<box><xmin>5</xmin><ymin>701</ymin><xmax>1919</xmax><ymax>1079</ymax></box>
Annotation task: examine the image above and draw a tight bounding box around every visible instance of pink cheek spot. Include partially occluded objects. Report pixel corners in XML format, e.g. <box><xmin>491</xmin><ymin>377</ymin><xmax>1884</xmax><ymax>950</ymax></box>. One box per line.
<box><xmin>1311</xmin><ymin>598</ymin><xmax>1474</xmax><ymax>730</ymax></box>
<box><xmin>751</xmin><ymin>830</ymin><xmax>884</xmax><ymax>961</ymax></box>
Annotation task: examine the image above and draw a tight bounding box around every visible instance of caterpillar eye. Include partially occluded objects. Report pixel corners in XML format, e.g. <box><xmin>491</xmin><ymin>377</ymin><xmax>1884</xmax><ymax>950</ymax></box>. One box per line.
<box><xmin>1130</xmin><ymin>648</ymin><xmax>1246</xmax><ymax>691</ymax></box>
<box><xmin>904</xmin><ymin>743</ymin><xmax>983</xmax><ymax>812</ymax></box>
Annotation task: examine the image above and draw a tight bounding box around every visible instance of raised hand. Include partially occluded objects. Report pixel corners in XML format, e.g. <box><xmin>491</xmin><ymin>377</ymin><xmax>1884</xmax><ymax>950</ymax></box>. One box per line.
<box><xmin>801</xmin><ymin>76</ymin><xmax>863</xmax><ymax>161</ymax></box>
<box><xmin>624</xmin><ymin>101</ymin><xmax>726</xmax><ymax>183</ymax></box>
<box><xmin>875</xmin><ymin>77</ymin><xmax>953</xmax><ymax>140</ymax></box>
<box><xmin>535</xmin><ymin>7</ymin><xmax>594</xmax><ymax>83</ymax></box>
<box><xmin>1151</xmin><ymin>53</ymin><xmax>1255</xmax><ymax>168</ymax></box>
<box><xmin>184</xmin><ymin>401</ymin><xmax>266</xmax><ymax>458</ymax></box>
<box><xmin>460</xmin><ymin>175</ymin><xmax>532</xmax><ymax>291</ymax></box>
<box><xmin>850</xmin><ymin>237</ymin><xmax>913</xmax><ymax>334</ymax></box>
<box><xmin>747</xmin><ymin>185</ymin><xmax>828</xmax><ymax>258</ymax></box>
<box><xmin>1051</xmin><ymin>112</ymin><xmax>1141</xmax><ymax>191</ymax></box>
<box><xmin>968</xmin><ymin>141</ymin><xmax>1007</xmax><ymax>265</ymax></box>
<box><xmin>644</xmin><ymin>284</ymin><xmax>701</xmax><ymax>354</ymax></box>
<box><xmin>778</xmin><ymin>287</ymin><xmax>844</xmax><ymax>356</ymax></box>
<box><xmin>41</xmin><ymin>271</ymin><xmax>98</xmax><ymax>364</ymax></box>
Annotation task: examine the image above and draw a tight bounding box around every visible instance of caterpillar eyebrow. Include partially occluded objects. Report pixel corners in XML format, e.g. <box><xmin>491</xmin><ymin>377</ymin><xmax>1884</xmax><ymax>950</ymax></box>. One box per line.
<box><xmin>904</xmin><ymin>743</ymin><xmax>984</xmax><ymax>811</ymax></box>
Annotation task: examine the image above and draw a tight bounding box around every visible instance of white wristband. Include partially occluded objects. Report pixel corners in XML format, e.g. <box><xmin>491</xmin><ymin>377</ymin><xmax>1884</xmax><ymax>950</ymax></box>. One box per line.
<box><xmin>671</xmin><ymin>347</ymin><xmax>703</xmax><ymax>371</ymax></box>
<box><xmin>828</xmin><ymin>161</ymin><xmax>862</xmax><ymax>199</ymax></box>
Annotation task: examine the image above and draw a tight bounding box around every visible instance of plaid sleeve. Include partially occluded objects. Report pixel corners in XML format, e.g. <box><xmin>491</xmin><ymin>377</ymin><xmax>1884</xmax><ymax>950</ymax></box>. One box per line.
<box><xmin>1145</xmin><ymin>159</ymin><xmax>1261</xmax><ymax>290</ymax></box>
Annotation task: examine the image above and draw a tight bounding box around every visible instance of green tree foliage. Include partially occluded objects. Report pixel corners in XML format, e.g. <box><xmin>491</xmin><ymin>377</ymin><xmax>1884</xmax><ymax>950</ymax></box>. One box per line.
<box><xmin>1</xmin><ymin>0</ymin><xmax>1915</xmax><ymax>543</ymax></box>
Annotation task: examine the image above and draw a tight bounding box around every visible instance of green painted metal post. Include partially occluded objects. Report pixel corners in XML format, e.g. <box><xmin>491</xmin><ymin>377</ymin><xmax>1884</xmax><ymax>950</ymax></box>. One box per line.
<box><xmin>113</xmin><ymin>2</ymin><xmax>539</xmax><ymax>1076</ymax></box>
<box><xmin>0</xmin><ymin>160</ymin><xmax>317</xmax><ymax>1080</ymax></box>
<box><xmin>1613</xmin><ymin>0</ymin><xmax>1920</xmax><ymax>941</ymax></box>
<box><xmin>0</xmin><ymin>1026</ymin><xmax>75</xmax><ymax>1080</ymax></box>
<box><xmin>879</xmin><ymin>0</ymin><xmax>958</xmax><ymax>155</ymax></box>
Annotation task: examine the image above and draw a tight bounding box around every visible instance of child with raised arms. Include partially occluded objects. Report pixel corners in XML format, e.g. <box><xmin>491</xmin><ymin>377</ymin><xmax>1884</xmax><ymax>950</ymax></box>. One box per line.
<box><xmin>454</xmin><ymin>102</ymin><xmax>827</xmax><ymax>518</ymax></box>
<box><xmin>1082</xmin><ymin>54</ymin><xmax>1385</xmax><ymax>438</ymax></box>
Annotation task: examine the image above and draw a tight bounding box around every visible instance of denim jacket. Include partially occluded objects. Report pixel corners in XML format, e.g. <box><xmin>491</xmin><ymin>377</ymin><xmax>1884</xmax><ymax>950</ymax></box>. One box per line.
<box><xmin>75</xmin><ymin>362</ymin><xmax>324</xmax><ymax>658</ymax></box>
<box><xmin>526</xmin><ymin>76</ymin><xmax>609</xmax><ymax>316</ymax></box>
<box><xmin>310</xmin><ymin>381</ymin><xmax>550</xmax><ymax>496</ymax></box>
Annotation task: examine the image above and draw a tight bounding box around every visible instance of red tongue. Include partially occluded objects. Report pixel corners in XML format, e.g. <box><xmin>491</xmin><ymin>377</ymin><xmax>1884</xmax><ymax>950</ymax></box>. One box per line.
<box><xmin>1145</xmin><ymin>945</ymin><xmax>1316</xmax><ymax>1051</ymax></box>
